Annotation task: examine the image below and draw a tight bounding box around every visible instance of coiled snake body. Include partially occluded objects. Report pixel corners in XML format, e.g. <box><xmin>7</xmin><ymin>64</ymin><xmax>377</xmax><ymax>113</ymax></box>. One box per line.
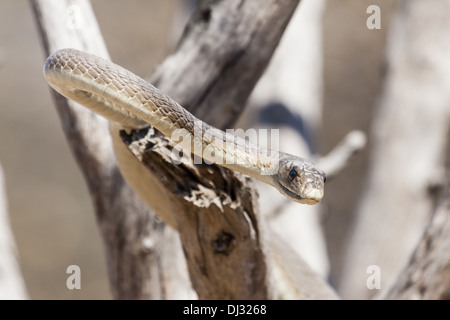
<box><xmin>44</xmin><ymin>49</ymin><xmax>325</xmax><ymax>207</ymax></box>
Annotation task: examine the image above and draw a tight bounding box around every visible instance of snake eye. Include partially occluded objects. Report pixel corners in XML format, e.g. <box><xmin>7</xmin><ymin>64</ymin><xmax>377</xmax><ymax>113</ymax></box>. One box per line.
<box><xmin>288</xmin><ymin>168</ymin><xmax>297</xmax><ymax>181</ymax></box>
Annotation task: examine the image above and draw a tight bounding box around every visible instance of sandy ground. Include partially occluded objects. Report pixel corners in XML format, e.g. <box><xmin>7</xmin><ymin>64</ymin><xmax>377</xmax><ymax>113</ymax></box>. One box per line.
<box><xmin>0</xmin><ymin>0</ymin><xmax>398</xmax><ymax>299</ymax></box>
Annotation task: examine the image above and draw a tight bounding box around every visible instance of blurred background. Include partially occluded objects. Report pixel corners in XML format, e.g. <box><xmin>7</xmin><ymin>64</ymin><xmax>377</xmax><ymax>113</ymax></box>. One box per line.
<box><xmin>0</xmin><ymin>0</ymin><xmax>404</xmax><ymax>299</ymax></box>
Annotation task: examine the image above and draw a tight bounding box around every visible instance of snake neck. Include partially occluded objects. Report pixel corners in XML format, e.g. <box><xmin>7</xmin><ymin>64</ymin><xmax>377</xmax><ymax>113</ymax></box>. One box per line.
<box><xmin>169</xmin><ymin>119</ymin><xmax>280</xmax><ymax>185</ymax></box>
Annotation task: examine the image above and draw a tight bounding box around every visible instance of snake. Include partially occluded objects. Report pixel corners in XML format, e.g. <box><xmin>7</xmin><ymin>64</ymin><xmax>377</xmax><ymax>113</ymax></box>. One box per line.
<box><xmin>43</xmin><ymin>48</ymin><xmax>326</xmax><ymax>207</ymax></box>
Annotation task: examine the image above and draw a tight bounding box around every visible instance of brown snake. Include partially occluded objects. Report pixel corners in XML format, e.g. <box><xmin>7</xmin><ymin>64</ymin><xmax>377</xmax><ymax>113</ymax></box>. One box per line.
<box><xmin>44</xmin><ymin>48</ymin><xmax>326</xmax><ymax>205</ymax></box>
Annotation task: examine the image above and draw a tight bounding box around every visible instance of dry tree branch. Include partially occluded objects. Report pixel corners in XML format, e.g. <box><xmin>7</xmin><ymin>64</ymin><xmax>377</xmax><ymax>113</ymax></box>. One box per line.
<box><xmin>32</xmin><ymin>0</ymin><xmax>338</xmax><ymax>299</ymax></box>
<box><xmin>317</xmin><ymin>130</ymin><xmax>367</xmax><ymax>181</ymax></box>
<box><xmin>0</xmin><ymin>163</ymin><xmax>28</xmax><ymax>299</ymax></box>
<box><xmin>338</xmin><ymin>0</ymin><xmax>450</xmax><ymax>299</ymax></box>
<box><xmin>31</xmin><ymin>0</ymin><xmax>193</xmax><ymax>300</ymax></box>
<box><xmin>379</xmin><ymin>183</ymin><xmax>450</xmax><ymax>299</ymax></box>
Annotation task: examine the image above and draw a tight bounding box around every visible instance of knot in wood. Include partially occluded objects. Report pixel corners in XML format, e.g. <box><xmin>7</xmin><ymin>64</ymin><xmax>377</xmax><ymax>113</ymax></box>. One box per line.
<box><xmin>213</xmin><ymin>231</ymin><xmax>235</xmax><ymax>255</ymax></box>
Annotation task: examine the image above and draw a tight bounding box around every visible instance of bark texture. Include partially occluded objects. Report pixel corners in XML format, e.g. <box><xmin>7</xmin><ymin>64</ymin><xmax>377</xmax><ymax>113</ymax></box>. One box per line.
<box><xmin>32</xmin><ymin>0</ymin><xmax>338</xmax><ymax>300</ymax></box>
<box><xmin>31</xmin><ymin>0</ymin><xmax>194</xmax><ymax>300</ymax></box>
<box><xmin>246</xmin><ymin>0</ymin><xmax>330</xmax><ymax>278</ymax></box>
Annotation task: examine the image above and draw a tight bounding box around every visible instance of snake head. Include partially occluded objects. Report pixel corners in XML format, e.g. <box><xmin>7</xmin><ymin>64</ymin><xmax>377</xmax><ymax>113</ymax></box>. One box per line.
<box><xmin>274</xmin><ymin>154</ymin><xmax>326</xmax><ymax>205</ymax></box>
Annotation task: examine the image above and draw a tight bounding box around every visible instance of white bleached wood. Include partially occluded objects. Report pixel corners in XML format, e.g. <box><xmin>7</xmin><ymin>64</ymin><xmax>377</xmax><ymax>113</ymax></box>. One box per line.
<box><xmin>0</xmin><ymin>164</ymin><xmax>28</xmax><ymax>299</ymax></box>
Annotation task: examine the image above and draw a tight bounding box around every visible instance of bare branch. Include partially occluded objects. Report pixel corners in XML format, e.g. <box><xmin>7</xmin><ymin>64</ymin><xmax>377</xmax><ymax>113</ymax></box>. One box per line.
<box><xmin>0</xmin><ymin>163</ymin><xmax>28</xmax><ymax>299</ymax></box>
<box><xmin>30</xmin><ymin>0</ymin><xmax>193</xmax><ymax>300</ymax></box>
<box><xmin>338</xmin><ymin>0</ymin><xmax>450</xmax><ymax>299</ymax></box>
<box><xmin>151</xmin><ymin>0</ymin><xmax>301</xmax><ymax>129</ymax></box>
<box><xmin>317</xmin><ymin>130</ymin><xmax>367</xmax><ymax>181</ymax></box>
<box><xmin>270</xmin><ymin>231</ymin><xmax>339</xmax><ymax>299</ymax></box>
<box><xmin>379</xmin><ymin>184</ymin><xmax>450</xmax><ymax>299</ymax></box>
<box><xmin>32</xmin><ymin>0</ymin><xmax>338</xmax><ymax>299</ymax></box>
<box><xmin>117</xmin><ymin>0</ymin><xmax>330</xmax><ymax>299</ymax></box>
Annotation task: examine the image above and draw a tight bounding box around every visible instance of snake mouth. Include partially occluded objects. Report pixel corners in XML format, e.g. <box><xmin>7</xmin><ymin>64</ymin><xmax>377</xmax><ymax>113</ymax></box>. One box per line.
<box><xmin>276</xmin><ymin>180</ymin><xmax>320</xmax><ymax>205</ymax></box>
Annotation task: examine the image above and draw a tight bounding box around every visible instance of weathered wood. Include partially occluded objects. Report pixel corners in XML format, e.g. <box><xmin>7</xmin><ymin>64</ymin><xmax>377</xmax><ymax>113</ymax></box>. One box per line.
<box><xmin>121</xmin><ymin>125</ymin><xmax>271</xmax><ymax>299</ymax></box>
<box><xmin>32</xmin><ymin>0</ymin><xmax>339</xmax><ymax>300</ymax></box>
<box><xmin>30</xmin><ymin>0</ymin><xmax>194</xmax><ymax>300</ymax></box>
<box><xmin>245</xmin><ymin>0</ymin><xmax>331</xmax><ymax>278</ymax></box>
<box><xmin>379</xmin><ymin>184</ymin><xmax>450</xmax><ymax>299</ymax></box>
<box><xmin>270</xmin><ymin>230</ymin><xmax>339</xmax><ymax>299</ymax></box>
<box><xmin>0</xmin><ymin>164</ymin><xmax>28</xmax><ymax>299</ymax></box>
<box><xmin>150</xmin><ymin>0</ymin><xmax>301</xmax><ymax>130</ymax></box>
<box><xmin>338</xmin><ymin>0</ymin><xmax>450</xmax><ymax>299</ymax></box>
<box><xmin>116</xmin><ymin>0</ymin><xmax>319</xmax><ymax>300</ymax></box>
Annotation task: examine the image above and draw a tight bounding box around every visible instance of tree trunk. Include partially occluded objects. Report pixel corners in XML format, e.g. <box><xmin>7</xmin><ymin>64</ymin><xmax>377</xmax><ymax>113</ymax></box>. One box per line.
<box><xmin>379</xmin><ymin>184</ymin><xmax>450</xmax><ymax>299</ymax></box>
<box><xmin>245</xmin><ymin>0</ymin><xmax>329</xmax><ymax>278</ymax></box>
<box><xmin>0</xmin><ymin>164</ymin><xmax>28</xmax><ymax>299</ymax></box>
<box><xmin>31</xmin><ymin>0</ymin><xmax>194</xmax><ymax>300</ymax></box>
<box><xmin>32</xmin><ymin>0</ymin><xmax>338</xmax><ymax>299</ymax></box>
<box><xmin>338</xmin><ymin>0</ymin><xmax>450</xmax><ymax>299</ymax></box>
